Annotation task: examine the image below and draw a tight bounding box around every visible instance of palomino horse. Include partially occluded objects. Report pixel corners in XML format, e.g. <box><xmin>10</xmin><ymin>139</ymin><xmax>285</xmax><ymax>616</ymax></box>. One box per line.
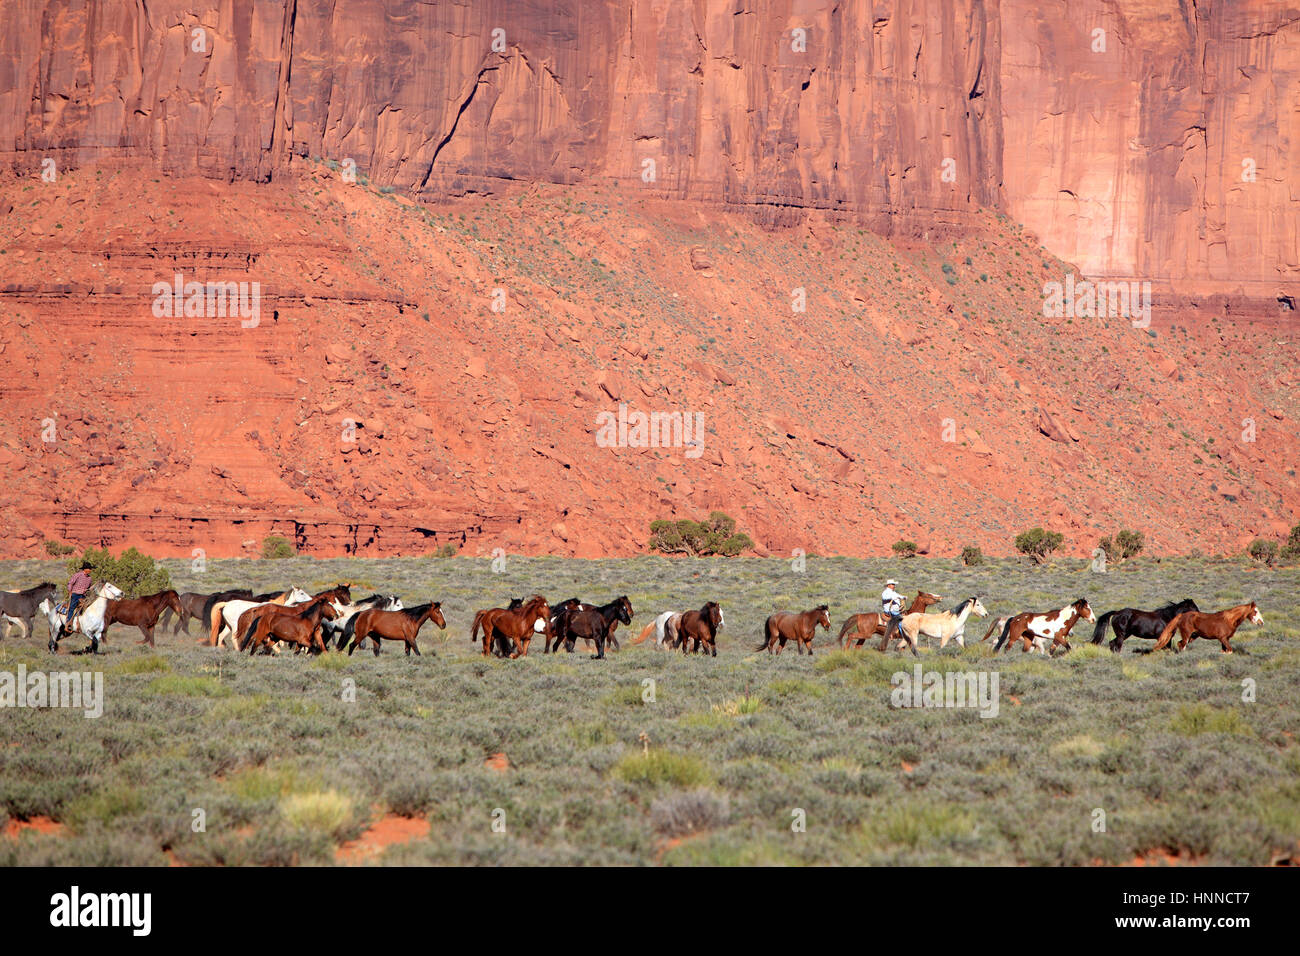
<box><xmin>839</xmin><ymin>591</ymin><xmax>942</xmax><ymax>649</ymax></box>
<box><xmin>103</xmin><ymin>589</ymin><xmax>184</xmax><ymax>647</ymax></box>
<box><xmin>43</xmin><ymin>583</ymin><xmax>124</xmax><ymax>654</ymax></box>
<box><xmin>632</xmin><ymin>610</ymin><xmax>682</xmax><ymax>650</ymax></box>
<box><xmin>891</xmin><ymin>596</ymin><xmax>988</xmax><ymax>654</ymax></box>
<box><xmin>549</xmin><ymin>597</ymin><xmax>634</xmax><ymax>654</ymax></box>
<box><xmin>471</xmin><ymin>595</ymin><xmax>551</xmax><ymax>658</ymax></box>
<box><xmin>347</xmin><ymin>602</ymin><xmax>446</xmax><ymax>656</ymax></box>
<box><xmin>161</xmin><ymin>589</ymin><xmax>250</xmax><ymax>636</ymax></box>
<box><xmin>210</xmin><ymin>587</ymin><xmax>312</xmax><ymax>648</ymax></box>
<box><xmin>235</xmin><ymin>585</ymin><xmax>352</xmax><ymax>654</ymax></box>
<box><xmin>558</xmin><ymin>599</ymin><xmax>633</xmax><ymax>660</ymax></box>
<box><xmin>756</xmin><ymin>606</ymin><xmax>831</xmax><ymax>655</ymax></box>
<box><xmin>1151</xmin><ymin>602</ymin><xmax>1263</xmax><ymax>654</ymax></box>
<box><xmin>992</xmin><ymin>598</ymin><xmax>1096</xmax><ymax>655</ymax></box>
<box><xmin>674</xmin><ymin>601</ymin><xmax>724</xmax><ymax>656</ymax></box>
<box><xmin>242</xmin><ymin>598</ymin><xmax>339</xmax><ymax>655</ymax></box>
<box><xmin>1090</xmin><ymin>599</ymin><xmax>1199</xmax><ymax>653</ymax></box>
<box><xmin>0</xmin><ymin>582</ymin><xmax>57</xmax><ymax>640</ymax></box>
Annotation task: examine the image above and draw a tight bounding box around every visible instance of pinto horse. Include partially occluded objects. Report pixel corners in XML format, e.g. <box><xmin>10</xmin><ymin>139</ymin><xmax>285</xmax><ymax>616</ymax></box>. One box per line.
<box><xmin>560</xmin><ymin>599</ymin><xmax>633</xmax><ymax>660</ymax></box>
<box><xmin>0</xmin><ymin>582</ymin><xmax>57</xmax><ymax>641</ymax></box>
<box><xmin>103</xmin><ymin>589</ymin><xmax>185</xmax><ymax>647</ymax></box>
<box><xmin>756</xmin><ymin>605</ymin><xmax>831</xmax><ymax>655</ymax></box>
<box><xmin>891</xmin><ymin>596</ymin><xmax>988</xmax><ymax>654</ymax></box>
<box><xmin>242</xmin><ymin>597</ymin><xmax>339</xmax><ymax>655</ymax></box>
<box><xmin>348</xmin><ymin>602</ymin><xmax>445</xmax><ymax>656</ymax></box>
<box><xmin>1090</xmin><ymin>599</ymin><xmax>1199</xmax><ymax>653</ymax></box>
<box><xmin>1151</xmin><ymin>602</ymin><xmax>1263</xmax><ymax>654</ymax></box>
<box><xmin>549</xmin><ymin>597</ymin><xmax>633</xmax><ymax>654</ymax></box>
<box><xmin>674</xmin><ymin>601</ymin><xmax>724</xmax><ymax>656</ymax></box>
<box><xmin>632</xmin><ymin>610</ymin><xmax>683</xmax><ymax>650</ymax></box>
<box><xmin>993</xmin><ymin>598</ymin><xmax>1096</xmax><ymax>655</ymax></box>
<box><xmin>471</xmin><ymin>595</ymin><xmax>551</xmax><ymax>658</ymax></box>
<box><xmin>210</xmin><ymin>587</ymin><xmax>312</xmax><ymax>647</ymax></box>
<box><xmin>838</xmin><ymin>591</ymin><xmax>942</xmax><ymax>649</ymax></box>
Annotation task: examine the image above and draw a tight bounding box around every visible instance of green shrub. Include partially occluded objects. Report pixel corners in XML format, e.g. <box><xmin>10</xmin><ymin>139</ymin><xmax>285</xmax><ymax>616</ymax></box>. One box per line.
<box><xmin>431</xmin><ymin>543</ymin><xmax>458</xmax><ymax>558</ymax></box>
<box><xmin>1248</xmin><ymin>539</ymin><xmax>1278</xmax><ymax>567</ymax></box>
<box><xmin>43</xmin><ymin>540</ymin><xmax>74</xmax><ymax>556</ymax></box>
<box><xmin>892</xmin><ymin>540</ymin><xmax>918</xmax><ymax>559</ymax></box>
<box><xmin>261</xmin><ymin>535</ymin><xmax>296</xmax><ymax>560</ymax></box>
<box><xmin>68</xmin><ymin>547</ymin><xmax>171</xmax><ymax>598</ymax></box>
<box><xmin>1100</xmin><ymin>529</ymin><xmax>1145</xmax><ymax>564</ymax></box>
<box><xmin>960</xmin><ymin>545</ymin><xmax>984</xmax><ymax>566</ymax></box>
<box><xmin>1015</xmin><ymin>527</ymin><xmax>1063</xmax><ymax>564</ymax></box>
<box><xmin>648</xmin><ymin>511</ymin><xmax>753</xmax><ymax>557</ymax></box>
<box><xmin>613</xmin><ymin>751</ymin><xmax>712</xmax><ymax>788</ymax></box>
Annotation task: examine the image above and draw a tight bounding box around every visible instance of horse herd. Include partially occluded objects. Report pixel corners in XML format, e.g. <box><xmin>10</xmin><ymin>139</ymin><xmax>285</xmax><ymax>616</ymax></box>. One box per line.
<box><xmin>0</xmin><ymin>579</ymin><xmax>1267</xmax><ymax>661</ymax></box>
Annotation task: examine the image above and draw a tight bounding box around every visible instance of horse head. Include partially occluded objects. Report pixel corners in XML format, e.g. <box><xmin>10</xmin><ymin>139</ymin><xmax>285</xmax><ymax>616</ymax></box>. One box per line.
<box><xmin>919</xmin><ymin>591</ymin><xmax>942</xmax><ymax>607</ymax></box>
<box><xmin>101</xmin><ymin>583</ymin><xmax>124</xmax><ymax>600</ymax></box>
<box><xmin>970</xmin><ymin>597</ymin><xmax>988</xmax><ymax>617</ymax></box>
<box><xmin>429</xmin><ymin>602</ymin><xmax>446</xmax><ymax>629</ymax></box>
<box><xmin>815</xmin><ymin>605</ymin><xmax>831</xmax><ymax>629</ymax></box>
<box><xmin>705</xmin><ymin>601</ymin><xmax>723</xmax><ymax>629</ymax></box>
<box><xmin>1074</xmin><ymin>598</ymin><xmax>1096</xmax><ymax>622</ymax></box>
<box><xmin>1248</xmin><ymin>602</ymin><xmax>1264</xmax><ymax>626</ymax></box>
<box><xmin>616</xmin><ymin>596</ymin><xmax>633</xmax><ymax>625</ymax></box>
<box><xmin>386</xmin><ymin>595</ymin><xmax>404</xmax><ymax>611</ymax></box>
<box><xmin>287</xmin><ymin>586</ymin><xmax>312</xmax><ymax>604</ymax></box>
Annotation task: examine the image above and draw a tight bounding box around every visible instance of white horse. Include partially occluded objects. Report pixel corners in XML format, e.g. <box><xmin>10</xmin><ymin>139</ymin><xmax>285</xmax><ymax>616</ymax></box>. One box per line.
<box><xmin>631</xmin><ymin>610</ymin><xmax>682</xmax><ymax>649</ymax></box>
<box><xmin>324</xmin><ymin>594</ymin><xmax>404</xmax><ymax>651</ymax></box>
<box><xmin>896</xmin><ymin>596</ymin><xmax>988</xmax><ymax>652</ymax></box>
<box><xmin>42</xmin><ymin>582</ymin><xmax>124</xmax><ymax>654</ymax></box>
<box><xmin>210</xmin><ymin>586</ymin><xmax>312</xmax><ymax>649</ymax></box>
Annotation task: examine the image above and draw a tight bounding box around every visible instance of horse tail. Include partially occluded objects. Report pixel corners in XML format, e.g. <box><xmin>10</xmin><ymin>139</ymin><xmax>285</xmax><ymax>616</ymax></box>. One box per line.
<box><xmin>336</xmin><ymin>615</ymin><xmax>358</xmax><ymax>650</ymax></box>
<box><xmin>238</xmin><ymin>614</ymin><xmax>262</xmax><ymax>652</ymax></box>
<box><xmin>1090</xmin><ymin>610</ymin><xmax>1116</xmax><ymax>645</ymax></box>
<box><xmin>754</xmin><ymin>620</ymin><xmax>771</xmax><ymax>652</ymax></box>
<box><xmin>979</xmin><ymin>618</ymin><xmax>1001</xmax><ymax>643</ymax></box>
<box><xmin>992</xmin><ymin>618</ymin><xmax>1012</xmax><ymax>652</ymax></box>
<box><xmin>631</xmin><ymin>622</ymin><xmax>655</xmax><ymax>645</ymax></box>
<box><xmin>837</xmin><ymin>616</ymin><xmax>859</xmax><ymax>646</ymax></box>
<box><xmin>209</xmin><ymin>603</ymin><xmax>227</xmax><ymax>646</ymax></box>
<box><xmin>470</xmin><ymin>610</ymin><xmax>484</xmax><ymax>644</ymax></box>
<box><xmin>1155</xmin><ymin>614</ymin><xmax>1183</xmax><ymax>651</ymax></box>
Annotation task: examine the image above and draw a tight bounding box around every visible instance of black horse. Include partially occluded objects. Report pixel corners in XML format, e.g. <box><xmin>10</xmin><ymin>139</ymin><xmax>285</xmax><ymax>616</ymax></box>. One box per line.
<box><xmin>0</xmin><ymin>582</ymin><xmax>57</xmax><ymax>641</ymax></box>
<box><xmin>552</xmin><ymin>597</ymin><xmax>634</xmax><ymax>659</ymax></box>
<box><xmin>1091</xmin><ymin>599</ymin><xmax>1199</xmax><ymax>653</ymax></box>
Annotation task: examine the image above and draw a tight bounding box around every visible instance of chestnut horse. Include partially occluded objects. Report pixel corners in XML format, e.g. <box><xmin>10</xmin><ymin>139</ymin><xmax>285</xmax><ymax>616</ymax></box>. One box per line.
<box><xmin>756</xmin><ymin>605</ymin><xmax>831</xmax><ymax>655</ymax></box>
<box><xmin>838</xmin><ymin>591</ymin><xmax>942</xmax><ymax>649</ymax></box>
<box><xmin>103</xmin><ymin>589</ymin><xmax>185</xmax><ymax>647</ymax></box>
<box><xmin>1151</xmin><ymin>602</ymin><xmax>1263</xmax><ymax>654</ymax></box>
<box><xmin>674</xmin><ymin>601</ymin><xmax>724</xmax><ymax>656</ymax></box>
<box><xmin>471</xmin><ymin>595</ymin><xmax>551</xmax><ymax>658</ymax></box>
<box><xmin>243</xmin><ymin>597</ymin><xmax>338</xmax><ymax>655</ymax></box>
<box><xmin>347</xmin><ymin>602</ymin><xmax>446</xmax><ymax>656</ymax></box>
<box><xmin>992</xmin><ymin>598</ymin><xmax>1096</xmax><ymax>655</ymax></box>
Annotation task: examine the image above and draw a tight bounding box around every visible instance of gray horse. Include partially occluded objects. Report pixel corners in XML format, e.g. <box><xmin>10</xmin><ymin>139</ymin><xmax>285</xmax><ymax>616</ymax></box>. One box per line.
<box><xmin>0</xmin><ymin>582</ymin><xmax>58</xmax><ymax>640</ymax></box>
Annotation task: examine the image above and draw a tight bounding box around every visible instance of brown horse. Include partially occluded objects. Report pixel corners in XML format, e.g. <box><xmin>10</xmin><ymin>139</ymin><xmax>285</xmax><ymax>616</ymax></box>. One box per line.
<box><xmin>103</xmin><ymin>590</ymin><xmax>184</xmax><ymax>647</ymax></box>
<box><xmin>242</xmin><ymin>597</ymin><xmax>338</xmax><ymax>655</ymax></box>
<box><xmin>756</xmin><ymin>605</ymin><xmax>831</xmax><ymax>655</ymax></box>
<box><xmin>348</xmin><ymin>603</ymin><xmax>446</xmax><ymax>656</ymax></box>
<box><xmin>548</xmin><ymin>597</ymin><xmax>633</xmax><ymax>654</ymax></box>
<box><xmin>838</xmin><ymin>591</ymin><xmax>942</xmax><ymax>649</ymax></box>
<box><xmin>471</xmin><ymin>595</ymin><xmax>551</xmax><ymax>658</ymax></box>
<box><xmin>1151</xmin><ymin>602</ymin><xmax>1263</xmax><ymax>654</ymax></box>
<box><xmin>674</xmin><ymin>601</ymin><xmax>724</xmax><ymax>656</ymax></box>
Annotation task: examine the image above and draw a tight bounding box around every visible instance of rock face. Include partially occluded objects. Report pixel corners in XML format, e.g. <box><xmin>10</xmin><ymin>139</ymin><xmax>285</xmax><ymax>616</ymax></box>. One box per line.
<box><xmin>2</xmin><ymin>1</ymin><xmax>1295</xmax><ymax>298</ymax></box>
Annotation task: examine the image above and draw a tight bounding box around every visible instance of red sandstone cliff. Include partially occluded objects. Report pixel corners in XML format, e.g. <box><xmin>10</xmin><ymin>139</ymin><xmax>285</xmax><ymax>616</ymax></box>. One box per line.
<box><xmin>0</xmin><ymin>1</ymin><xmax>1296</xmax><ymax>559</ymax></box>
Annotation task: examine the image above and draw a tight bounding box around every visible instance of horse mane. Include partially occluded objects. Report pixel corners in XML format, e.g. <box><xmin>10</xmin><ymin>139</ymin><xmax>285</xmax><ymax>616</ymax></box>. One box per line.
<box><xmin>399</xmin><ymin>602</ymin><xmax>438</xmax><ymax>619</ymax></box>
<box><xmin>951</xmin><ymin>597</ymin><xmax>975</xmax><ymax>614</ymax></box>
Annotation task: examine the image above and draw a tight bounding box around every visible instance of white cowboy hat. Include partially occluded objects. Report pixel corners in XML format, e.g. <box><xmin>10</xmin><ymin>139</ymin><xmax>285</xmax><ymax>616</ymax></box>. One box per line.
<box><xmin>886</xmin><ymin>579</ymin><xmax>898</xmax><ymax>587</ymax></box>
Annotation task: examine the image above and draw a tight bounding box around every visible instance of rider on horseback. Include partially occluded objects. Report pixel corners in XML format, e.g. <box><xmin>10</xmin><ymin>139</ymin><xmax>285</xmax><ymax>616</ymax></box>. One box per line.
<box><xmin>60</xmin><ymin>562</ymin><xmax>94</xmax><ymax>639</ymax></box>
<box><xmin>881</xmin><ymin>578</ymin><xmax>904</xmax><ymax>646</ymax></box>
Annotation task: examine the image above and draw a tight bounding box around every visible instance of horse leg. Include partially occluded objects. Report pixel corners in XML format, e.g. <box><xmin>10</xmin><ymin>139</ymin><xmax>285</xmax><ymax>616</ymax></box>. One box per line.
<box><xmin>138</xmin><ymin>622</ymin><xmax>155</xmax><ymax>647</ymax></box>
<box><xmin>1217</xmin><ymin>634</ymin><xmax>1233</xmax><ymax>654</ymax></box>
<box><xmin>409</xmin><ymin>637</ymin><xmax>421</xmax><ymax>656</ymax></box>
